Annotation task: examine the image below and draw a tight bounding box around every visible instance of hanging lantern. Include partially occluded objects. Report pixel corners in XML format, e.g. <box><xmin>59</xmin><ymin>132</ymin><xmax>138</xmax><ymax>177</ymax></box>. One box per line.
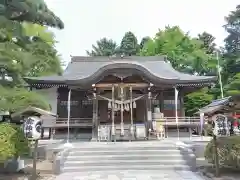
<box><xmin>108</xmin><ymin>101</ymin><xmax>111</xmax><ymax>109</ymax></box>
<box><xmin>133</xmin><ymin>101</ymin><xmax>136</xmax><ymax>108</ymax></box>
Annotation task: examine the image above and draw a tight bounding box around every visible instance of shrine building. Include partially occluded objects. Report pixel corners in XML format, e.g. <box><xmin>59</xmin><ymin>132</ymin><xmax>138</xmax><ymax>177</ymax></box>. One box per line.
<box><xmin>24</xmin><ymin>56</ymin><xmax>216</xmax><ymax>141</ymax></box>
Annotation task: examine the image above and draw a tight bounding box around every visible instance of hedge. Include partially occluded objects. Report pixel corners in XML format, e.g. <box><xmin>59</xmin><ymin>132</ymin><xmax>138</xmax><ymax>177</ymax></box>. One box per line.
<box><xmin>0</xmin><ymin>123</ymin><xmax>29</xmax><ymax>162</ymax></box>
<box><xmin>204</xmin><ymin>136</ymin><xmax>240</xmax><ymax>169</ymax></box>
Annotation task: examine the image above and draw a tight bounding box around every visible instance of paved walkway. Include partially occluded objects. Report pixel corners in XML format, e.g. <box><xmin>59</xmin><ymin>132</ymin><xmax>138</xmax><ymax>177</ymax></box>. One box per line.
<box><xmin>54</xmin><ymin>170</ymin><xmax>205</xmax><ymax>180</ymax></box>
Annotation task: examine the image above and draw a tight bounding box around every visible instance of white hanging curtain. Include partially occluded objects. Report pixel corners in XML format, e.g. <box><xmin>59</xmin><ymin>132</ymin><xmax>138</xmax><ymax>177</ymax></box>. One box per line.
<box><xmin>174</xmin><ymin>87</ymin><xmax>179</xmax><ymax>124</ymax></box>
<box><xmin>67</xmin><ymin>89</ymin><xmax>71</xmax><ymax>143</ymax></box>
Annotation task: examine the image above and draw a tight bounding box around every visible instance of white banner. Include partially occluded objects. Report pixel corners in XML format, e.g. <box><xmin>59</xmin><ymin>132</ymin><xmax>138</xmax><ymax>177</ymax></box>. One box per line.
<box><xmin>175</xmin><ymin>87</ymin><xmax>179</xmax><ymax>124</ymax></box>
<box><xmin>67</xmin><ymin>89</ymin><xmax>71</xmax><ymax>116</ymax></box>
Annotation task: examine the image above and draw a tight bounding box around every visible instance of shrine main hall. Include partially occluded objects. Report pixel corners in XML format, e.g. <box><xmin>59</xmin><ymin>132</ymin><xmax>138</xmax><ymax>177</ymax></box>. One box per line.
<box><xmin>24</xmin><ymin>56</ymin><xmax>216</xmax><ymax>141</ymax></box>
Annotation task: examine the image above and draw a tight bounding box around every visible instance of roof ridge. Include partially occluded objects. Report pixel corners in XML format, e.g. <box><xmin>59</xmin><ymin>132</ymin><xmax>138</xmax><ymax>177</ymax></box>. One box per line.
<box><xmin>70</xmin><ymin>56</ymin><xmax>167</xmax><ymax>62</ymax></box>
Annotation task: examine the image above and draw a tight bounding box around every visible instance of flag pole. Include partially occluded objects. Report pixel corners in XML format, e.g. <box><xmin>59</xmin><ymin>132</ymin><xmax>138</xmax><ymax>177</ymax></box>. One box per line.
<box><xmin>216</xmin><ymin>51</ymin><xmax>224</xmax><ymax>99</ymax></box>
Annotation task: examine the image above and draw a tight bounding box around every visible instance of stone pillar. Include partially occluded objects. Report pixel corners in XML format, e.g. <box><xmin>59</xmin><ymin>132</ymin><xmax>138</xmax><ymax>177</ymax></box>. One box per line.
<box><xmin>91</xmin><ymin>85</ymin><xmax>98</xmax><ymax>141</ymax></box>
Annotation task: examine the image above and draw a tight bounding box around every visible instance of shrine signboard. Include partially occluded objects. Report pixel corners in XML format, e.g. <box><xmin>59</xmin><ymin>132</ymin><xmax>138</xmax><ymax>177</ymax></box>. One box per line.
<box><xmin>212</xmin><ymin>114</ymin><xmax>231</xmax><ymax>137</ymax></box>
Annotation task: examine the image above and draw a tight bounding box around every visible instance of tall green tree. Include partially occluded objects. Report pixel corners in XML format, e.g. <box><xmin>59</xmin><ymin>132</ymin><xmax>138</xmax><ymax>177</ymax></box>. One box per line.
<box><xmin>140</xmin><ymin>26</ymin><xmax>217</xmax><ymax>75</ymax></box>
<box><xmin>225</xmin><ymin>73</ymin><xmax>240</xmax><ymax>96</ymax></box>
<box><xmin>198</xmin><ymin>32</ymin><xmax>216</xmax><ymax>55</ymax></box>
<box><xmin>184</xmin><ymin>88</ymin><xmax>214</xmax><ymax>116</ymax></box>
<box><xmin>0</xmin><ymin>0</ymin><xmax>64</xmax><ymax>111</ymax></box>
<box><xmin>120</xmin><ymin>31</ymin><xmax>139</xmax><ymax>56</ymax></box>
<box><xmin>140</xmin><ymin>26</ymin><xmax>217</xmax><ymax>115</ymax></box>
<box><xmin>139</xmin><ymin>36</ymin><xmax>151</xmax><ymax>50</ymax></box>
<box><xmin>223</xmin><ymin>5</ymin><xmax>240</xmax><ymax>78</ymax></box>
<box><xmin>220</xmin><ymin>5</ymin><xmax>240</xmax><ymax>97</ymax></box>
<box><xmin>0</xmin><ymin>22</ymin><xmax>63</xmax><ymax>87</ymax></box>
<box><xmin>86</xmin><ymin>38</ymin><xmax>118</xmax><ymax>56</ymax></box>
<box><xmin>0</xmin><ymin>0</ymin><xmax>64</xmax><ymax>28</ymax></box>
<box><xmin>0</xmin><ymin>0</ymin><xmax>63</xmax><ymax>162</ymax></box>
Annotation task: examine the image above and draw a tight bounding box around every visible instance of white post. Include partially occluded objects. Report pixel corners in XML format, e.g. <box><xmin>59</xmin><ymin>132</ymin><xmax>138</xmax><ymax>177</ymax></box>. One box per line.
<box><xmin>175</xmin><ymin>87</ymin><xmax>180</xmax><ymax>140</ymax></box>
<box><xmin>111</xmin><ymin>85</ymin><xmax>115</xmax><ymax>141</ymax></box>
<box><xmin>130</xmin><ymin>86</ymin><xmax>134</xmax><ymax>140</ymax></box>
<box><xmin>63</xmin><ymin>88</ymin><xmax>73</xmax><ymax>148</ymax></box>
<box><xmin>200</xmin><ymin>113</ymin><xmax>205</xmax><ymax>140</ymax></box>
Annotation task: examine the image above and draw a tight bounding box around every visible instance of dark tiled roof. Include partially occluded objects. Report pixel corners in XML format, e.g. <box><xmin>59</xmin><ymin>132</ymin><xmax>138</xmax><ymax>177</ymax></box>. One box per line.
<box><xmin>24</xmin><ymin>56</ymin><xmax>217</xmax><ymax>86</ymax></box>
<box><xmin>197</xmin><ymin>97</ymin><xmax>232</xmax><ymax>115</ymax></box>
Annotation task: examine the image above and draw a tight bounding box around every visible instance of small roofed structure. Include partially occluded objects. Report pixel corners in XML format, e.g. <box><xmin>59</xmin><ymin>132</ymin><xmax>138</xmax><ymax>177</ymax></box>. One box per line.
<box><xmin>197</xmin><ymin>97</ymin><xmax>234</xmax><ymax>116</ymax></box>
<box><xmin>197</xmin><ymin>95</ymin><xmax>240</xmax><ymax>136</ymax></box>
<box><xmin>11</xmin><ymin>106</ymin><xmax>57</xmax><ymax>139</ymax></box>
<box><xmin>11</xmin><ymin>106</ymin><xmax>57</xmax><ymax>118</ymax></box>
<box><xmin>197</xmin><ymin>95</ymin><xmax>240</xmax><ymax>120</ymax></box>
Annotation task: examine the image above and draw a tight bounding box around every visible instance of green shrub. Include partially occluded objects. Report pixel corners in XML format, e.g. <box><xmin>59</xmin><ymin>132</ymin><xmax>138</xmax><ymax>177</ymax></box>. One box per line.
<box><xmin>204</xmin><ymin>136</ymin><xmax>240</xmax><ymax>169</ymax></box>
<box><xmin>0</xmin><ymin>86</ymin><xmax>50</xmax><ymax>113</ymax></box>
<box><xmin>0</xmin><ymin>123</ymin><xmax>29</xmax><ymax>162</ymax></box>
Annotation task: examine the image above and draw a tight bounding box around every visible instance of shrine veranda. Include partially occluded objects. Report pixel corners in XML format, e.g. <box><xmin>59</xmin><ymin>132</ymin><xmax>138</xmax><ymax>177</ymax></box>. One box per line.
<box><xmin>24</xmin><ymin>56</ymin><xmax>216</xmax><ymax>141</ymax></box>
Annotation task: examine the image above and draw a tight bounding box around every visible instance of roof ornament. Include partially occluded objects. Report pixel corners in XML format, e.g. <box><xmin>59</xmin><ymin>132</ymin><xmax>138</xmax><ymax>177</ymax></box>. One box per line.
<box><xmin>163</xmin><ymin>55</ymin><xmax>170</xmax><ymax>63</ymax></box>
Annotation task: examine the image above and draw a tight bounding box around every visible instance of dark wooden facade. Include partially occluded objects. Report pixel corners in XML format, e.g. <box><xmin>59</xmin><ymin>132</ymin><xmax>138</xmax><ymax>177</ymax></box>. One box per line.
<box><xmin>24</xmin><ymin>56</ymin><xmax>217</xmax><ymax>140</ymax></box>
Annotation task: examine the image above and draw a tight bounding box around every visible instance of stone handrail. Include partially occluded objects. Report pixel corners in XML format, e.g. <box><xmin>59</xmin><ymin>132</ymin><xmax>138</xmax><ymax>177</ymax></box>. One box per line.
<box><xmin>52</xmin><ymin>148</ymin><xmax>70</xmax><ymax>175</ymax></box>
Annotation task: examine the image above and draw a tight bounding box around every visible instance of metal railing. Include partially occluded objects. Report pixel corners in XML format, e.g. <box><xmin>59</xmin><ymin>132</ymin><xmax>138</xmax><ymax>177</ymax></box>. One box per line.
<box><xmin>156</xmin><ymin>116</ymin><xmax>201</xmax><ymax>126</ymax></box>
<box><xmin>54</xmin><ymin>116</ymin><xmax>202</xmax><ymax>127</ymax></box>
<box><xmin>55</xmin><ymin>118</ymin><xmax>92</xmax><ymax>127</ymax></box>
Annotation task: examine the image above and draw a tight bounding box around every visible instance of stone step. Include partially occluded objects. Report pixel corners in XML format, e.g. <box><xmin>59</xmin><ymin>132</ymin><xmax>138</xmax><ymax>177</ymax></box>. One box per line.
<box><xmin>69</xmin><ymin>145</ymin><xmax>177</xmax><ymax>151</ymax></box>
<box><xmin>66</xmin><ymin>154</ymin><xmax>184</xmax><ymax>161</ymax></box>
<box><xmin>64</xmin><ymin>159</ymin><xmax>187</xmax><ymax>167</ymax></box>
<box><xmin>59</xmin><ymin>141</ymin><xmax>198</xmax><ymax>174</ymax></box>
<box><xmin>68</xmin><ymin>149</ymin><xmax>180</xmax><ymax>156</ymax></box>
<box><xmin>62</xmin><ymin>164</ymin><xmax>192</xmax><ymax>172</ymax></box>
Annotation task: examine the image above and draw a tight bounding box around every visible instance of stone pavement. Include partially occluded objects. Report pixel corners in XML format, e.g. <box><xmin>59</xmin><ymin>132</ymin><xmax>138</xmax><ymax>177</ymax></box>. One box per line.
<box><xmin>54</xmin><ymin>170</ymin><xmax>206</xmax><ymax>180</ymax></box>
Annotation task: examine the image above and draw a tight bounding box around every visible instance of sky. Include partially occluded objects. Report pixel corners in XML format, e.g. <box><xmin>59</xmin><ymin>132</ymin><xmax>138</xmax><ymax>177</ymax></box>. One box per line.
<box><xmin>46</xmin><ymin>0</ymin><xmax>239</xmax><ymax>65</ymax></box>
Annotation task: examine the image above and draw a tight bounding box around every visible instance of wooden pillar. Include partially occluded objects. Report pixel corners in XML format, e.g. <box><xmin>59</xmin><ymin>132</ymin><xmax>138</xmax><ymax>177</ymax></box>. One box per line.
<box><xmin>146</xmin><ymin>85</ymin><xmax>152</xmax><ymax>138</ymax></box>
<box><xmin>91</xmin><ymin>85</ymin><xmax>98</xmax><ymax>141</ymax></box>
<box><xmin>179</xmin><ymin>89</ymin><xmax>185</xmax><ymax>117</ymax></box>
<box><xmin>111</xmin><ymin>85</ymin><xmax>115</xmax><ymax>141</ymax></box>
<box><xmin>120</xmin><ymin>86</ymin><xmax>124</xmax><ymax>136</ymax></box>
<box><xmin>130</xmin><ymin>86</ymin><xmax>134</xmax><ymax>140</ymax></box>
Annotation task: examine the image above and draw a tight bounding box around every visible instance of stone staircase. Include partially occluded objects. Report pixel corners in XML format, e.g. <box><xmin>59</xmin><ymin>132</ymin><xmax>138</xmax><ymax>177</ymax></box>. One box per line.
<box><xmin>60</xmin><ymin>140</ymin><xmax>196</xmax><ymax>173</ymax></box>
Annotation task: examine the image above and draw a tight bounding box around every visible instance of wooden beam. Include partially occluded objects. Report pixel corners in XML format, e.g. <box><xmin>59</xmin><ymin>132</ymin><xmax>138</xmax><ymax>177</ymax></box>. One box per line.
<box><xmin>95</xmin><ymin>83</ymin><xmax>149</xmax><ymax>88</ymax></box>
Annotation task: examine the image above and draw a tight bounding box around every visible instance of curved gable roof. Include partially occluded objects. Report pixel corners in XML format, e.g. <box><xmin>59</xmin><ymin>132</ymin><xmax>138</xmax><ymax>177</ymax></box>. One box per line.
<box><xmin>24</xmin><ymin>56</ymin><xmax>217</xmax><ymax>86</ymax></box>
